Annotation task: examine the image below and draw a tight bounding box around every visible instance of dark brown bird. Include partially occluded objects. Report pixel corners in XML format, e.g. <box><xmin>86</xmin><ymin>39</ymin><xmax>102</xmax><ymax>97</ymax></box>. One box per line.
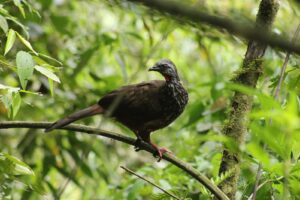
<box><xmin>45</xmin><ymin>59</ymin><xmax>188</xmax><ymax>161</ymax></box>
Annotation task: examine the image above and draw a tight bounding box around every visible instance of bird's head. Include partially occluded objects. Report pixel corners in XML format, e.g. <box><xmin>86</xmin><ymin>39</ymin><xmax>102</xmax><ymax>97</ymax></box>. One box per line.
<box><xmin>148</xmin><ymin>59</ymin><xmax>180</xmax><ymax>82</ymax></box>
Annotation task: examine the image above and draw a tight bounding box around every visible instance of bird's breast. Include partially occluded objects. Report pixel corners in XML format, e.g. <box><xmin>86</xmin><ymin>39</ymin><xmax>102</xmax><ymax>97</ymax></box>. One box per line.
<box><xmin>159</xmin><ymin>82</ymin><xmax>188</xmax><ymax>124</ymax></box>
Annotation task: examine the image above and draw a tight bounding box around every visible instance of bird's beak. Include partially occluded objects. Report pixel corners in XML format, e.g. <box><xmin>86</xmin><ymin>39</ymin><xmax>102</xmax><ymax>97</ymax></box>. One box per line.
<box><xmin>148</xmin><ymin>65</ymin><xmax>160</xmax><ymax>71</ymax></box>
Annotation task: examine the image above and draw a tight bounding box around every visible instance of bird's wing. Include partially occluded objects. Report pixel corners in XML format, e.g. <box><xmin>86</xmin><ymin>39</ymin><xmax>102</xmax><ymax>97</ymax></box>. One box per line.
<box><xmin>98</xmin><ymin>80</ymin><xmax>165</xmax><ymax>120</ymax></box>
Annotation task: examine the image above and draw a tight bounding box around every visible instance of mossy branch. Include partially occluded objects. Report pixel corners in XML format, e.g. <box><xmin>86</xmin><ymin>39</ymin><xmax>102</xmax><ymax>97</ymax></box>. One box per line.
<box><xmin>218</xmin><ymin>0</ymin><xmax>279</xmax><ymax>199</ymax></box>
<box><xmin>127</xmin><ymin>0</ymin><xmax>300</xmax><ymax>55</ymax></box>
<box><xmin>0</xmin><ymin>121</ymin><xmax>229</xmax><ymax>200</ymax></box>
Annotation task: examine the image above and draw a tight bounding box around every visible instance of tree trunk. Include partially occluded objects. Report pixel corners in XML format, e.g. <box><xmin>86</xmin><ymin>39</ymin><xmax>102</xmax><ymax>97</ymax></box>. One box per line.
<box><xmin>218</xmin><ymin>0</ymin><xmax>279</xmax><ymax>199</ymax></box>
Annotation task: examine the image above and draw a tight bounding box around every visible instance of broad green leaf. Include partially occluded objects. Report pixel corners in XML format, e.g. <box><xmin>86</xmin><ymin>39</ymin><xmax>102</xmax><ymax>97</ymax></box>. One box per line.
<box><xmin>34</xmin><ymin>65</ymin><xmax>60</xmax><ymax>83</ymax></box>
<box><xmin>0</xmin><ymin>14</ymin><xmax>8</xmax><ymax>33</ymax></box>
<box><xmin>15</xmin><ymin>32</ymin><xmax>38</xmax><ymax>55</ymax></box>
<box><xmin>4</xmin><ymin>29</ymin><xmax>16</xmax><ymax>55</ymax></box>
<box><xmin>11</xmin><ymin>92</ymin><xmax>21</xmax><ymax>119</ymax></box>
<box><xmin>16</xmin><ymin>51</ymin><xmax>35</xmax><ymax>89</ymax></box>
<box><xmin>3</xmin><ymin>153</ymin><xmax>34</xmax><ymax>175</ymax></box>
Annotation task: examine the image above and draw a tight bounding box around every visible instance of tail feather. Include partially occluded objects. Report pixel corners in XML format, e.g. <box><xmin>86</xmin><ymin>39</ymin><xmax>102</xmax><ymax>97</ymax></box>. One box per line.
<box><xmin>45</xmin><ymin>104</ymin><xmax>103</xmax><ymax>132</ymax></box>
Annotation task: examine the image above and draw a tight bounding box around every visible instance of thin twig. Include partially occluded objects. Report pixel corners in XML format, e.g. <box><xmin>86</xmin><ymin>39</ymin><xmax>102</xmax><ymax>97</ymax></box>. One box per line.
<box><xmin>273</xmin><ymin>24</ymin><xmax>300</xmax><ymax>99</ymax></box>
<box><xmin>250</xmin><ymin>24</ymin><xmax>300</xmax><ymax>200</ymax></box>
<box><xmin>121</xmin><ymin>166</ymin><xmax>181</xmax><ymax>200</ymax></box>
<box><xmin>248</xmin><ymin>176</ymin><xmax>283</xmax><ymax>200</ymax></box>
<box><xmin>0</xmin><ymin>121</ymin><xmax>229</xmax><ymax>200</ymax></box>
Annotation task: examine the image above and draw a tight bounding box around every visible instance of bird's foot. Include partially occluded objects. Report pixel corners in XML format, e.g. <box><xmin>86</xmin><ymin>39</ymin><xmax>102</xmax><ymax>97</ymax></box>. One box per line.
<box><xmin>151</xmin><ymin>143</ymin><xmax>172</xmax><ymax>162</ymax></box>
<box><xmin>134</xmin><ymin>137</ymin><xmax>143</xmax><ymax>151</ymax></box>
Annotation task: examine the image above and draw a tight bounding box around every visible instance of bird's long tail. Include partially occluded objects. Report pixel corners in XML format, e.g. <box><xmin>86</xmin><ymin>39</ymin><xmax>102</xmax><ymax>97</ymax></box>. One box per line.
<box><xmin>45</xmin><ymin>104</ymin><xmax>104</xmax><ymax>132</ymax></box>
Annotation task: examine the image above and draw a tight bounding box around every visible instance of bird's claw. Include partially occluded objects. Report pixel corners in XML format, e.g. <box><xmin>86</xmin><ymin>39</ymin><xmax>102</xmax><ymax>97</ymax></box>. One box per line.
<box><xmin>153</xmin><ymin>147</ymin><xmax>172</xmax><ymax>162</ymax></box>
<box><xmin>134</xmin><ymin>138</ymin><xmax>172</xmax><ymax>162</ymax></box>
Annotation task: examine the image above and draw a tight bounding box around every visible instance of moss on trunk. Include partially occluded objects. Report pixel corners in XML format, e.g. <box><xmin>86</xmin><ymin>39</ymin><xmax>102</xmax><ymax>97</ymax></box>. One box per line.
<box><xmin>218</xmin><ymin>0</ymin><xmax>279</xmax><ymax>199</ymax></box>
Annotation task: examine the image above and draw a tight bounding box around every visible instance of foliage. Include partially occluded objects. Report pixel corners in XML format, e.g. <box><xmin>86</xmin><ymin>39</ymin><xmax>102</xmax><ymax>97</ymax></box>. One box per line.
<box><xmin>0</xmin><ymin>0</ymin><xmax>300</xmax><ymax>199</ymax></box>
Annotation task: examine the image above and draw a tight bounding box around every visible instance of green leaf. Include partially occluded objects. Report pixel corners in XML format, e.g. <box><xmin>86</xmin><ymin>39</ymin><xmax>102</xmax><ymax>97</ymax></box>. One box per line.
<box><xmin>48</xmin><ymin>78</ymin><xmax>54</xmax><ymax>96</ymax></box>
<box><xmin>0</xmin><ymin>153</ymin><xmax>34</xmax><ymax>175</ymax></box>
<box><xmin>34</xmin><ymin>65</ymin><xmax>60</xmax><ymax>83</ymax></box>
<box><xmin>0</xmin><ymin>14</ymin><xmax>8</xmax><ymax>33</ymax></box>
<box><xmin>4</xmin><ymin>29</ymin><xmax>16</xmax><ymax>55</ymax></box>
<box><xmin>0</xmin><ymin>84</ymin><xmax>20</xmax><ymax>92</ymax></box>
<box><xmin>247</xmin><ymin>142</ymin><xmax>270</xmax><ymax>167</ymax></box>
<box><xmin>0</xmin><ymin>92</ymin><xmax>12</xmax><ymax>117</ymax></box>
<box><xmin>11</xmin><ymin>92</ymin><xmax>21</xmax><ymax>119</ymax></box>
<box><xmin>13</xmin><ymin>0</ymin><xmax>25</xmax><ymax>18</ymax></box>
<box><xmin>13</xmin><ymin>0</ymin><xmax>22</xmax><ymax>7</ymax></box>
<box><xmin>16</xmin><ymin>51</ymin><xmax>35</xmax><ymax>89</ymax></box>
<box><xmin>15</xmin><ymin>32</ymin><xmax>38</xmax><ymax>55</ymax></box>
<box><xmin>38</xmin><ymin>53</ymin><xmax>62</xmax><ymax>66</ymax></box>
<box><xmin>4</xmin><ymin>15</ymin><xmax>29</xmax><ymax>38</ymax></box>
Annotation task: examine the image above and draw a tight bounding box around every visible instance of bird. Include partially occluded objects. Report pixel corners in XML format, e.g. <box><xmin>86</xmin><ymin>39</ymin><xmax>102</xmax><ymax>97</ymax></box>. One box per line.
<box><xmin>45</xmin><ymin>59</ymin><xmax>189</xmax><ymax>161</ymax></box>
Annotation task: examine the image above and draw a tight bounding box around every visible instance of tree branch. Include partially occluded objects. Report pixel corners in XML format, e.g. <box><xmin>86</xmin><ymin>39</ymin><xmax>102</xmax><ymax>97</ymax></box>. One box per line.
<box><xmin>126</xmin><ymin>0</ymin><xmax>300</xmax><ymax>55</ymax></box>
<box><xmin>121</xmin><ymin>166</ymin><xmax>181</xmax><ymax>200</ymax></box>
<box><xmin>0</xmin><ymin>121</ymin><xmax>229</xmax><ymax>200</ymax></box>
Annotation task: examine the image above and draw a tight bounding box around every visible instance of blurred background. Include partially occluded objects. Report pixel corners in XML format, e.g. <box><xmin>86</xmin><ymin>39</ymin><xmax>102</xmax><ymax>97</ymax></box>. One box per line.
<box><xmin>0</xmin><ymin>0</ymin><xmax>300</xmax><ymax>199</ymax></box>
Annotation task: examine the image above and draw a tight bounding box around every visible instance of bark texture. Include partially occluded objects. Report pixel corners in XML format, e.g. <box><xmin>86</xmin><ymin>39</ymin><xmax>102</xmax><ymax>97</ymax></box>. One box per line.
<box><xmin>218</xmin><ymin>0</ymin><xmax>279</xmax><ymax>199</ymax></box>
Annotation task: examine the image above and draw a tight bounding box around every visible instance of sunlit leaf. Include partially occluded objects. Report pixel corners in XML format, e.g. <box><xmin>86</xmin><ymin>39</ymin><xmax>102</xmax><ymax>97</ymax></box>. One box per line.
<box><xmin>16</xmin><ymin>51</ymin><xmax>35</xmax><ymax>89</ymax></box>
<box><xmin>34</xmin><ymin>65</ymin><xmax>61</xmax><ymax>83</ymax></box>
<box><xmin>4</xmin><ymin>29</ymin><xmax>16</xmax><ymax>55</ymax></box>
<box><xmin>0</xmin><ymin>153</ymin><xmax>34</xmax><ymax>175</ymax></box>
<box><xmin>38</xmin><ymin>53</ymin><xmax>62</xmax><ymax>66</ymax></box>
<box><xmin>11</xmin><ymin>92</ymin><xmax>21</xmax><ymax>119</ymax></box>
<box><xmin>0</xmin><ymin>14</ymin><xmax>8</xmax><ymax>33</ymax></box>
<box><xmin>15</xmin><ymin>32</ymin><xmax>38</xmax><ymax>55</ymax></box>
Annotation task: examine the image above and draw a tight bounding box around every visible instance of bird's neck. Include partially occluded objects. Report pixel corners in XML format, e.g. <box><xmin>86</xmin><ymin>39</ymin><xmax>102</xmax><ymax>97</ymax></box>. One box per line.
<box><xmin>163</xmin><ymin>72</ymin><xmax>180</xmax><ymax>82</ymax></box>
<box><xmin>165</xmin><ymin>79</ymin><xmax>183</xmax><ymax>95</ymax></box>
<box><xmin>164</xmin><ymin>76</ymin><xmax>180</xmax><ymax>83</ymax></box>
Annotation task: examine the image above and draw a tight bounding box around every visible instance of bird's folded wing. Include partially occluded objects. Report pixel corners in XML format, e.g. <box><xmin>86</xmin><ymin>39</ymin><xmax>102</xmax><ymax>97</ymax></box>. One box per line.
<box><xmin>98</xmin><ymin>80</ymin><xmax>165</xmax><ymax>120</ymax></box>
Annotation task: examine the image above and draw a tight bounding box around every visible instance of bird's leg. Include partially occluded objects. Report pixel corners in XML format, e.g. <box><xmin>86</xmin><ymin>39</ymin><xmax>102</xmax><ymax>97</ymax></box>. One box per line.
<box><xmin>134</xmin><ymin>135</ymin><xmax>143</xmax><ymax>152</ymax></box>
<box><xmin>150</xmin><ymin>142</ymin><xmax>171</xmax><ymax>162</ymax></box>
<box><xmin>142</xmin><ymin>133</ymin><xmax>172</xmax><ymax>161</ymax></box>
<box><xmin>135</xmin><ymin>132</ymin><xmax>172</xmax><ymax>161</ymax></box>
